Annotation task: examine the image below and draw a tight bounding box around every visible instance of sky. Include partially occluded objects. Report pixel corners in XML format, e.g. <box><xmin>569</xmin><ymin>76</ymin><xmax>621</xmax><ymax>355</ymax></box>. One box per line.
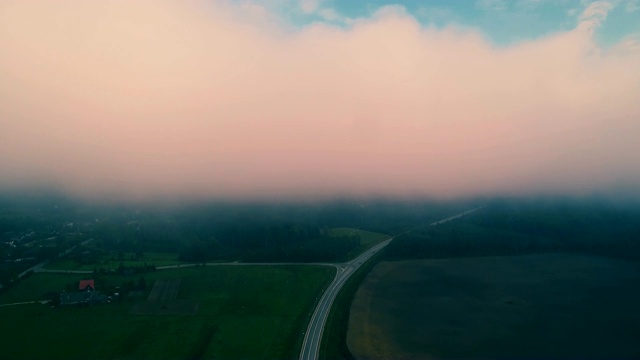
<box><xmin>0</xmin><ymin>0</ymin><xmax>639</xmax><ymax>201</ymax></box>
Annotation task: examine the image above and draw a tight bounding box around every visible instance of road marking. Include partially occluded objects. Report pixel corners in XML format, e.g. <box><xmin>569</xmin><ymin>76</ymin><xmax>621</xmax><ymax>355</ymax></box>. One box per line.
<box><xmin>299</xmin><ymin>208</ymin><xmax>483</xmax><ymax>360</ymax></box>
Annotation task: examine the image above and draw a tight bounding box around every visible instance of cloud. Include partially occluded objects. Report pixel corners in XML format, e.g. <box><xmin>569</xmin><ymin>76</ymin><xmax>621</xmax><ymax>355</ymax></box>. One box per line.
<box><xmin>416</xmin><ymin>6</ymin><xmax>456</xmax><ymax>23</ymax></box>
<box><xmin>516</xmin><ymin>0</ymin><xmax>545</xmax><ymax>10</ymax></box>
<box><xmin>615</xmin><ymin>33</ymin><xmax>640</xmax><ymax>53</ymax></box>
<box><xmin>579</xmin><ymin>1</ymin><xmax>614</xmax><ymax>21</ymax></box>
<box><xmin>317</xmin><ymin>8</ymin><xmax>352</xmax><ymax>24</ymax></box>
<box><xmin>0</xmin><ymin>1</ymin><xmax>639</xmax><ymax>200</ymax></box>
<box><xmin>297</xmin><ymin>0</ymin><xmax>350</xmax><ymax>24</ymax></box>
<box><xmin>578</xmin><ymin>1</ymin><xmax>615</xmax><ymax>33</ymax></box>
<box><xmin>299</xmin><ymin>0</ymin><xmax>322</xmax><ymax>14</ymax></box>
<box><xmin>476</xmin><ymin>0</ymin><xmax>508</xmax><ymax>11</ymax></box>
<box><xmin>626</xmin><ymin>0</ymin><xmax>640</xmax><ymax>12</ymax></box>
<box><xmin>567</xmin><ymin>7</ymin><xmax>580</xmax><ymax>17</ymax></box>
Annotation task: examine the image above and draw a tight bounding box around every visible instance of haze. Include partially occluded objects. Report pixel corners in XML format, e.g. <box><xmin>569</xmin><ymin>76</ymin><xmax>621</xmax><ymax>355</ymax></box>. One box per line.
<box><xmin>1</xmin><ymin>1</ymin><xmax>639</xmax><ymax>200</ymax></box>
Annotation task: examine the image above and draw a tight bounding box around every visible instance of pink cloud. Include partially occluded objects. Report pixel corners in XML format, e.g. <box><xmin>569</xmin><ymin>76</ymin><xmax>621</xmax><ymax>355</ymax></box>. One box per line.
<box><xmin>0</xmin><ymin>1</ymin><xmax>638</xmax><ymax>200</ymax></box>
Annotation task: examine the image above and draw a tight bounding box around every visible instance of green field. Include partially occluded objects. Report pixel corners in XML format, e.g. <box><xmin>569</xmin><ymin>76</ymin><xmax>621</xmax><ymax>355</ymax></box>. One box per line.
<box><xmin>330</xmin><ymin>228</ymin><xmax>389</xmax><ymax>261</ymax></box>
<box><xmin>347</xmin><ymin>254</ymin><xmax>640</xmax><ymax>359</ymax></box>
<box><xmin>45</xmin><ymin>252</ymin><xmax>184</xmax><ymax>271</ymax></box>
<box><xmin>43</xmin><ymin>228</ymin><xmax>389</xmax><ymax>271</ymax></box>
<box><xmin>0</xmin><ymin>265</ymin><xmax>334</xmax><ymax>359</ymax></box>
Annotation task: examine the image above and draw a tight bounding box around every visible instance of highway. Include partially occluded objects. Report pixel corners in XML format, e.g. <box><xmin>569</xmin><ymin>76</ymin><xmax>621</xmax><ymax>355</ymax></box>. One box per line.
<box><xmin>34</xmin><ymin>259</ymin><xmax>338</xmax><ymax>274</ymax></box>
<box><xmin>299</xmin><ymin>207</ymin><xmax>482</xmax><ymax>360</ymax></box>
<box><xmin>299</xmin><ymin>239</ymin><xmax>391</xmax><ymax>360</ymax></box>
<box><xmin>35</xmin><ymin>210</ymin><xmax>487</xmax><ymax>276</ymax></box>
<box><xmin>428</xmin><ymin>207</ymin><xmax>483</xmax><ymax>226</ymax></box>
<box><xmin>26</xmin><ymin>207</ymin><xmax>482</xmax><ymax>359</ymax></box>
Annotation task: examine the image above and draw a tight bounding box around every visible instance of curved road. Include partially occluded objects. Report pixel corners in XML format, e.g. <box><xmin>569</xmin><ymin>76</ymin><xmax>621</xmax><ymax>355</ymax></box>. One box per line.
<box><xmin>299</xmin><ymin>207</ymin><xmax>482</xmax><ymax>360</ymax></box>
<box><xmin>299</xmin><ymin>239</ymin><xmax>391</xmax><ymax>360</ymax></box>
<box><xmin>26</xmin><ymin>207</ymin><xmax>482</xmax><ymax>360</ymax></box>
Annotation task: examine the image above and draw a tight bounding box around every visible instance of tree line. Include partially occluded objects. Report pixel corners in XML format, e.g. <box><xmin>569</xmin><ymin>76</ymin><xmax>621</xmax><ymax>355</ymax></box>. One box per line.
<box><xmin>386</xmin><ymin>198</ymin><xmax>640</xmax><ymax>262</ymax></box>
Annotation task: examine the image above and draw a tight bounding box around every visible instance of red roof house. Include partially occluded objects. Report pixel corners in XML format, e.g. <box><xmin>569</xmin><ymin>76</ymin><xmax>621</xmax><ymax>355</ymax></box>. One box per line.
<box><xmin>79</xmin><ymin>279</ymin><xmax>95</xmax><ymax>292</ymax></box>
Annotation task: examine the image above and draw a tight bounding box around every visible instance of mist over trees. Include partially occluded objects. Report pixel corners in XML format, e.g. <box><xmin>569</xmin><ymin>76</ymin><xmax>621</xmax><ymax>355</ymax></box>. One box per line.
<box><xmin>0</xmin><ymin>193</ymin><xmax>471</xmax><ymax>272</ymax></box>
<box><xmin>3</xmin><ymin>191</ymin><xmax>639</xmax><ymax>288</ymax></box>
<box><xmin>386</xmin><ymin>198</ymin><xmax>640</xmax><ymax>262</ymax></box>
<box><xmin>88</xmin><ymin>199</ymin><xmax>465</xmax><ymax>262</ymax></box>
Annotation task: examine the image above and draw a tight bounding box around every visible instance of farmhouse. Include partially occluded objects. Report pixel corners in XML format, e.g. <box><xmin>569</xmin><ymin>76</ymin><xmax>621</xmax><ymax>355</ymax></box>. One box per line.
<box><xmin>79</xmin><ymin>279</ymin><xmax>95</xmax><ymax>291</ymax></box>
<box><xmin>59</xmin><ymin>291</ymin><xmax>108</xmax><ymax>306</ymax></box>
<box><xmin>59</xmin><ymin>279</ymin><xmax>107</xmax><ymax>306</ymax></box>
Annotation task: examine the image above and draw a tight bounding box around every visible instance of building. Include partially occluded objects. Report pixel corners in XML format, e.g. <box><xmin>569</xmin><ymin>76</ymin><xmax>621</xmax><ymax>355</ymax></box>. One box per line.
<box><xmin>58</xmin><ymin>279</ymin><xmax>108</xmax><ymax>306</ymax></box>
<box><xmin>59</xmin><ymin>291</ymin><xmax>108</xmax><ymax>306</ymax></box>
<box><xmin>79</xmin><ymin>279</ymin><xmax>95</xmax><ymax>292</ymax></box>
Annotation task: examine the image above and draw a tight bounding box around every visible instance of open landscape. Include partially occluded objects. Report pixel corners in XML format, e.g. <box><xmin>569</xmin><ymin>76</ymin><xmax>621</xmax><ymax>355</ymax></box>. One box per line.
<box><xmin>348</xmin><ymin>254</ymin><xmax>640</xmax><ymax>359</ymax></box>
<box><xmin>2</xmin><ymin>1</ymin><xmax>640</xmax><ymax>359</ymax></box>
<box><xmin>0</xmin><ymin>265</ymin><xmax>333</xmax><ymax>359</ymax></box>
<box><xmin>3</xmin><ymin>197</ymin><xmax>640</xmax><ymax>359</ymax></box>
<box><xmin>44</xmin><ymin>252</ymin><xmax>184</xmax><ymax>271</ymax></box>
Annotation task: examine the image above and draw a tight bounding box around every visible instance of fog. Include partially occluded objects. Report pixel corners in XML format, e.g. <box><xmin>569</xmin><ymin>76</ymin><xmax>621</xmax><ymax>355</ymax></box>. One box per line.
<box><xmin>1</xmin><ymin>1</ymin><xmax>639</xmax><ymax>201</ymax></box>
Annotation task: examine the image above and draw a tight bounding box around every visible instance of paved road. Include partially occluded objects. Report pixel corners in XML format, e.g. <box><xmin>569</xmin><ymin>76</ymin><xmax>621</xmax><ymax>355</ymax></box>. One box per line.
<box><xmin>20</xmin><ymin>239</ymin><xmax>93</xmax><ymax>277</ymax></box>
<box><xmin>0</xmin><ymin>300</ymin><xmax>50</xmax><ymax>307</ymax></box>
<box><xmin>35</xmin><ymin>259</ymin><xmax>338</xmax><ymax>274</ymax></box>
<box><xmin>27</xmin><ymin>208</ymin><xmax>482</xmax><ymax>357</ymax></box>
<box><xmin>429</xmin><ymin>207</ymin><xmax>483</xmax><ymax>226</ymax></box>
<box><xmin>156</xmin><ymin>262</ymin><xmax>337</xmax><ymax>270</ymax></box>
<box><xmin>299</xmin><ymin>239</ymin><xmax>391</xmax><ymax>360</ymax></box>
<box><xmin>36</xmin><ymin>268</ymin><xmax>93</xmax><ymax>274</ymax></box>
<box><xmin>34</xmin><ymin>209</ymin><xmax>479</xmax><ymax>277</ymax></box>
<box><xmin>299</xmin><ymin>207</ymin><xmax>482</xmax><ymax>360</ymax></box>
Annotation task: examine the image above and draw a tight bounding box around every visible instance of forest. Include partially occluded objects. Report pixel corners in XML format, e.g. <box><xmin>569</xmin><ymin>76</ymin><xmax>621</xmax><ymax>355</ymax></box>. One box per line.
<box><xmin>386</xmin><ymin>198</ymin><xmax>640</xmax><ymax>262</ymax></box>
<box><xmin>0</xmin><ymin>193</ymin><xmax>469</xmax><ymax>281</ymax></box>
<box><xmin>4</xmin><ymin>192</ymin><xmax>640</xmax><ymax>290</ymax></box>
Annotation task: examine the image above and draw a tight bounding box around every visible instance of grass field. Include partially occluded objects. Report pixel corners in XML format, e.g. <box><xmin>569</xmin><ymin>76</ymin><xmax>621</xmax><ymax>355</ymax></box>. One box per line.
<box><xmin>0</xmin><ymin>265</ymin><xmax>334</xmax><ymax>359</ymax></box>
<box><xmin>45</xmin><ymin>252</ymin><xmax>184</xmax><ymax>271</ymax></box>
<box><xmin>347</xmin><ymin>254</ymin><xmax>640</xmax><ymax>359</ymax></box>
<box><xmin>330</xmin><ymin>228</ymin><xmax>389</xmax><ymax>261</ymax></box>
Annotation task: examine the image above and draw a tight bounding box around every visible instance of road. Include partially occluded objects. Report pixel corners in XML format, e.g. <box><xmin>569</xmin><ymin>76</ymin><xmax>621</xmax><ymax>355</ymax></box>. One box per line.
<box><xmin>34</xmin><ymin>210</ymin><xmax>485</xmax><ymax>276</ymax></box>
<box><xmin>34</xmin><ymin>260</ymin><xmax>338</xmax><ymax>274</ymax></box>
<box><xmin>26</xmin><ymin>208</ymin><xmax>482</xmax><ymax>357</ymax></box>
<box><xmin>299</xmin><ymin>239</ymin><xmax>391</xmax><ymax>360</ymax></box>
<box><xmin>299</xmin><ymin>207</ymin><xmax>482</xmax><ymax>360</ymax></box>
<box><xmin>19</xmin><ymin>239</ymin><xmax>93</xmax><ymax>278</ymax></box>
<box><xmin>155</xmin><ymin>262</ymin><xmax>337</xmax><ymax>270</ymax></box>
<box><xmin>0</xmin><ymin>300</ymin><xmax>50</xmax><ymax>307</ymax></box>
<box><xmin>429</xmin><ymin>207</ymin><xmax>483</xmax><ymax>226</ymax></box>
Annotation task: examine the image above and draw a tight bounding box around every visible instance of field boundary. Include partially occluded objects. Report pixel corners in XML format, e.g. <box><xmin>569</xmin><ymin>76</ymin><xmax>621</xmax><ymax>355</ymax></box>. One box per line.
<box><xmin>318</xmin><ymin>249</ymin><xmax>385</xmax><ymax>360</ymax></box>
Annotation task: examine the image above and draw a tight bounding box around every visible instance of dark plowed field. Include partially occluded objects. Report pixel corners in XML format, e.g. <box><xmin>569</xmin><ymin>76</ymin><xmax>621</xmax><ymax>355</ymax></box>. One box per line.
<box><xmin>348</xmin><ymin>254</ymin><xmax>640</xmax><ymax>359</ymax></box>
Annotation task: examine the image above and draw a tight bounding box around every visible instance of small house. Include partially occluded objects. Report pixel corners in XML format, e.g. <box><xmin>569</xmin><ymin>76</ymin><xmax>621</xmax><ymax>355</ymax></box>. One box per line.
<box><xmin>60</xmin><ymin>291</ymin><xmax>108</xmax><ymax>306</ymax></box>
<box><xmin>79</xmin><ymin>279</ymin><xmax>95</xmax><ymax>292</ymax></box>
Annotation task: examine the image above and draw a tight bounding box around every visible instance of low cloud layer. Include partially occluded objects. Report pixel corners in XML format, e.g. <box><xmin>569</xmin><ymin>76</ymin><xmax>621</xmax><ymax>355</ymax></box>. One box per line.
<box><xmin>1</xmin><ymin>1</ymin><xmax>639</xmax><ymax>200</ymax></box>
